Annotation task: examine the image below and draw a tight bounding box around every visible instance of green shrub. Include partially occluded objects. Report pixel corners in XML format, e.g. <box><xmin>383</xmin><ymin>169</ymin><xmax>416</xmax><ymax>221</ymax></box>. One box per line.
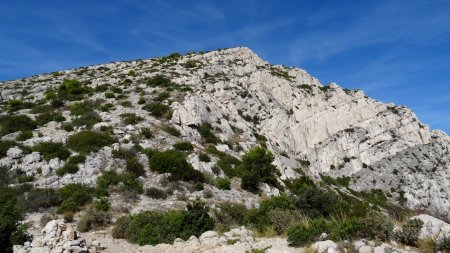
<box><xmin>57</xmin><ymin>79</ymin><xmax>89</xmax><ymax>101</ymax></box>
<box><xmin>126</xmin><ymin>157</ymin><xmax>145</xmax><ymax>177</ymax></box>
<box><xmin>199</xmin><ymin>153</ymin><xmax>211</xmax><ymax>162</ymax></box>
<box><xmin>95</xmin><ymin>171</ymin><xmax>143</xmax><ymax>196</ymax></box>
<box><xmin>77</xmin><ymin>208</ymin><xmax>111</xmax><ymax>232</ymax></box>
<box><xmin>55</xmin><ymin>155</ymin><xmax>86</xmax><ymax>176</ymax></box>
<box><xmin>148</xmin><ymin>150</ymin><xmax>204</xmax><ymax>182</ymax></box>
<box><xmin>140</xmin><ymin>127</ymin><xmax>153</xmax><ymax>139</ymax></box>
<box><xmin>145</xmin><ymin>187</ymin><xmax>168</xmax><ymax>199</ymax></box>
<box><xmin>215</xmin><ymin>178</ymin><xmax>231</xmax><ymax>190</ymax></box>
<box><xmin>16</xmin><ymin>130</ymin><xmax>33</xmax><ymax>141</ymax></box>
<box><xmin>113</xmin><ymin>201</ymin><xmax>213</xmax><ymax>245</ymax></box>
<box><xmin>0</xmin><ymin>114</ymin><xmax>36</xmax><ymax>136</ymax></box>
<box><xmin>193</xmin><ymin>182</ymin><xmax>204</xmax><ymax>191</ymax></box>
<box><xmin>57</xmin><ymin>184</ymin><xmax>93</xmax><ymax>213</ymax></box>
<box><xmin>162</xmin><ymin>125</ymin><xmax>181</xmax><ymax>137</ymax></box>
<box><xmin>7</xmin><ymin>99</ymin><xmax>33</xmax><ymax>112</ymax></box>
<box><xmin>22</xmin><ymin>188</ymin><xmax>61</xmax><ymax>212</ymax></box>
<box><xmin>35</xmin><ymin>111</ymin><xmax>66</xmax><ymax>126</ymax></box>
<box><xmin>70</xmin><ymin>101</ymin><xmax>94</xmax><ymax>116</ymax></box>
<box><xmin>173</xmin><ymin>141</ymin><xmax>194</xmax><ymax>151</ymax></box>
<box><xmin>121</xmin><ymin>113</ymin><xmax>144</xmax><ymax>125</ymax></box>
<box><xmin>143</xmin><ymin>102</ymin><xmax>172</xmax><ymax>118</ymax></box>
<box><xmin>72</xmin><ymin>111</ymin><xmax>102</xmax><ymax>127</ymax></box>
<box><xmin>155</xmin><ymin>91</ymin><xmax>171</xmax><ymax>102</ymax></box>
<box><xmin>437</xmin><ymin>236</ymin><xmax>450</xmax><ymax>252</ymax></box>
<box><xmin>67</xmin><ymin>130</ymin><xmax>115</xmax><ymax>154</ymax></box>
<box><xmin>267</xmin><ymin>208</ymin><xmax>303</xmax><ymax>235</ymax></box>
<box><xmin>286</xmin><ymin>177</ymin><xmax>340</xmax><ymax>217</ymax></box>
<box><xmin>142</xmin><ymin>75</ymin><xmax>174</xmax><ymax>88</ymax></box>
<box><xmin>0</xmin><ymin>189</ymin><xmax>31</xmax><ymax>253</ymax></box>
<box><xmin>214</xmin><ymin>203</ymin><xmax>248</xmax><ymax>232</ymax></box>
<box><xmin>32</xmin><ymin>142</ymin><xmax>71</xmax><ymax>161</ymax></box>
<box><xmin>394</xmin><ymin>219</ymin><xmax>424</xmax><ymax>246</ymax></box>
<box><xmin>95</xmin><ymin>83</ymin><xmax>110</xmax><ymax>92</ymax></box>
<box><xmin>93</xmin><ymin>198</ymin><xmax>110</xmax><ymax>211</ymax></box>
<box><xmin>287</xmin><ymin>219</ymin><xmax>328</xmax><ymax>246</ymax></box>
<box><xmin>207</xmin><ymin>146</ymin><xmax>241</xmax><ymax>177</ymax></box>
<box><xmin>30</xmin><ymin>104</ymin><xmax>53</xmax><ymax>114</ymax></box>
<box><xmin>105</xmin><ymin>92</ymin><xmax>115</xmax><ymax>99</ymax></box>
<box><xmin>198</xmin><ymin>123</ymin><xmax>220</xmax><ymax>144</ymax></box>
<box><xmin>239</xmin><ymin>146</ymin><xmax>279</xmax><ymax>193</ymax></box>
<box><xmin>99</xmin><ymin>103</ymin><xmax>114</xmax><ymax>112</ymax></box>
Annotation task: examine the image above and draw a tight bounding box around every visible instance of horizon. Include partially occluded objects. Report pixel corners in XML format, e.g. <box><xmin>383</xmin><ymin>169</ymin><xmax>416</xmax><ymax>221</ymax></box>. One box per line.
<box><xmin>1</xmin><ymin>0</ymin><xmax>449</xmax><ymax>133</ymax></box>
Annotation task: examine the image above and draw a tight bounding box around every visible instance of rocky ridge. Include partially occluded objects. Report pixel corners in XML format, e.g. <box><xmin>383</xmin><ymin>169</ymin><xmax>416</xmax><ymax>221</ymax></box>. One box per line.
<box><xmin>1</xmin><ymin>47</ymin><xmax>449</xmax><ymax>219</ymax></box>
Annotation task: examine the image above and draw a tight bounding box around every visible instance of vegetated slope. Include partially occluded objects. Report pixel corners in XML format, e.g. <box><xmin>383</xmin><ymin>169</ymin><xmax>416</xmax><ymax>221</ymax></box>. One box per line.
<box><xmin>0</xmin><ymin>46</ymin><xmax>449</xmax><ymax>222</ymax></box>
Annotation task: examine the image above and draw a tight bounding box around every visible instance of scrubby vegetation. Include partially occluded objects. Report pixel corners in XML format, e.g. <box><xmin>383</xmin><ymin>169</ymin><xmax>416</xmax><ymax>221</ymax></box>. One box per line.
<box><xmin>112</xmin><ymin>201</ymin><xmax>213</xmax><ymax>245</ymax></box>
<box><xmin>32</xmin><ymin>142</ymin><xmax>71</xmax><ymax>161</ymax></box>
<box><xmin>198</xmin><ymin>123</ymin><xmax>220</xmax><ymax>144</ymax></box>
<box><xmin>239</xmin><ymin>146</ymin><xmax>280</xmax><ymax>193</ymax></box>
<box><xmin>142</xmin><ymin>102</ymin><xmax>172</xmax><ymax>118</ymax></box>
<box><xmin>67</xmin><ymin>130</ymin><xmax>115</xmax><ymax>154</ymax></box>
<box><xmin>173</xmin><ymin>141</ymin><xmax>194</xmax><ymax>151</ymax></box>
<box><xmin>55</xmin><ymin>155</ymin><xmax>86</xmax><ymax>176</ymax></box>
<box><xmin>0</xmin><ymin>114</ymin><xmax>36</xmax><ymax>136</ymax></box>
<box><xmin>57</xmin><ymin>184</ymin><xmax>93</xmax><ymax>213</ymax></box>
<box><xmin>147</xmin><ymin>150</ymin><xmax>204</xmax><ymax>182</ymax></box>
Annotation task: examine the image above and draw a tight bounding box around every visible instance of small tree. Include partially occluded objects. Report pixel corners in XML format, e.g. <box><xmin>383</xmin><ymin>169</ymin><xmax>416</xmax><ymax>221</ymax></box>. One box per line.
<box><xmin>239</xmin><ymin>146</ymin><xmax>279</xmax><ymax>193</ymax></box>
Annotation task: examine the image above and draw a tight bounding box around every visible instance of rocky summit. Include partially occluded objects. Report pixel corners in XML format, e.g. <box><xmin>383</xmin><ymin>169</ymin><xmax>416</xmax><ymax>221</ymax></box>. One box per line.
<box><xmin>1</xmin><ymin>47</ymin><xmax>449</xmax><ymax>253</ymax></box>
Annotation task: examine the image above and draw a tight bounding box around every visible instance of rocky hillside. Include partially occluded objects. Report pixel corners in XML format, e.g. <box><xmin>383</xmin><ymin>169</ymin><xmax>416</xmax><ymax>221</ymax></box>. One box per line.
<box><xmin>1</xmin><ymin>47</ymin><xmax>449</xmax><ymax>253</ymax></box>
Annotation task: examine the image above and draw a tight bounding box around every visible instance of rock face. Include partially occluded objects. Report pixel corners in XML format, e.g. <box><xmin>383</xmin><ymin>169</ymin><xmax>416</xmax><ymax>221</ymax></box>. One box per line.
<box><xmin>14</xmin><ymin>220</ymin><xmax>99</xmax><ymax>253</ymax></box>
<box><xmin>1</xmin><ymin>47</ymin><xmax>449</xmax><ymax>219</ymax></box>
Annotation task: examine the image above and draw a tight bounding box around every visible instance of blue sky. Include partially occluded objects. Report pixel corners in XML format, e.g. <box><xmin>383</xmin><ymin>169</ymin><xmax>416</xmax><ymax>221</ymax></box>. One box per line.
<box><xmin>1</xmin><ymin>0</ymin><xmax>449</xmax><ymax>133</ymax></box>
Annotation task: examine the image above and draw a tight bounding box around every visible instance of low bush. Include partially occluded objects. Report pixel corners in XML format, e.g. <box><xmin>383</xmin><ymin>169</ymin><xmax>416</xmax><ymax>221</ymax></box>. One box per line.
<box><xmin>32</xmin><ymin>142</ymin><xmax>71</xmax><ymax>161</ymax></box>
<box><xmin>121</xmin><ymin>113</ymin><xmax>144</xmax><ymax>125</ymax></box>
<box><xmin>0</xmin><ymin>114</ymin><xmax>36</xmax><ymax>136</ymax></box>
<box><xmin>112</xmin><ymin>201</ymin><xmax>213</xmax><ymax>245</ymax></box>
<box><xmin>67</xmin><ymin>130</ymin><xmax>115</xmax><ymax>154</ymax></box>
<box><xmin>155</xmin><ymin>91</ymin><xmax>171</xmax><ymax>102</ymax></box>
<box><xmin>148</xmin><ymin>150</ymin><xmax>204</xmax><ymax>182</ymax></box>
<box><xmin>140</xmin><ymin>127</ymin><xmax>154</xmax><ymax>139</ymax></box>
<box><xmin>142</xmin><ymin>75</ymin><xmax>174</xmax><ymax>88</ymax></box>
<box><xmin>394</xmin><ymin>219</ymin><xmax>424</xmax><ymax>246</ymax></box>
<box><xmin>22</xmin><ymin>188</ymin><xmax>61</xmax><ymax>212</ymax></box>
<box><xmin>436</xmin><ymin>236</ymin><xmax>450</xmax><ymax>252</ymax></box>
<box><xmin>7</xmin><ymin>99</ymin><xmax>33</xmax><ymax>112</ymax></box>
<box><xmin>287</xmin><ymin>219</ymin><xmax>328</xmax><ymax>246</ymax></box>
<box><xmin>30</xmin><ymin>104</ymin><xmax>53</xmax><ymax>114</ymax></box>
<box><xmin>95</xmin><ymin>170</ymin><xmax>143</xmax><ymax>196</ymax></box>
<box><xmin>72</xmin><ymin>111</ymin><xmax>102</xmax><ymax>128</ymax></box>
<box><xmin>77</xmin><ymin>208</ymin><xmax>112</xmax><ymax>232</ymax></box>
<box><xmin>173</xmin><ymin>141</ymin><xmax>194</xmax><ymax>151</ymax></box>
<box><xmin>55</xmin><ymin>155</ymin><xmax>86</xmax><ymax>176</ymax></box>
<box><xmin>198</xmin><ymin>153</ymin><xmax>211</xmax><ymax>162</ymax></box>
<box><xmin>162</xmin><ymin>125</ymin><xmax>181</xmax><ymax>137</ymax></box>
<box><xmin>215</xmin><ymin>178</ymin><xmax>231</xmax><ymax>190</ymax></box>
<box><xmin>267</xmin><ymin>208</ymin><xmax>303</xmax><ymax>235</ymax></box>
<box><xmin>143</xmin><ymin>102</ymin><xmax>172</xmax><ymax>118</ymax></box>
<box><xmin>57</xmin><ymin>79</ymin><xmax>89</xmax><ymax>101</ymax></box>
<box><xmin>207</xmin><ymin>146</ymin><xmax>241</xmax><ymax>177</ymax></box>
<box><xmin>126</xmin><ymin>157</ymin><xmax>145</xmax><ymax>177</ymax></box>
<box><xmin>145</xmin><ymin>187</ymin><xmax>168</xmax><ymax>199</ymax></box>
<box><xmin>16</xmin><ymin>130</ymin><xmax>33</xmax><ymax>141</ymax></box>
<box><xmin>70</xmin><ymin>101</ymin><xmax>95</xmax><ymax>116</ymax></box>
<box><xmin>0</xmin><ymin>141</ymin><xmax>19</xmax><ymax>159</ymax></box>
<box><xmin>57</xmin><ymin>184</ymin><xmax>93</xmax><ymax>213</ymax></box>
<box><xmin>35</xmin><ymin>111</ymin><xmax>66</xmax><ymax>126</ymax></box>
<box><xmin>214</xmin><ymin>203</ymin><xmax>249</xmax><ymax>232</ymax></box>
<box><xmin>93</xmin><ymin>197</ymin><xmax>110</xmax><ymax>211</ymax></box>
<box><xmin>197</xmin><ymin>123</ymin><xmax>220</xmax><ymax>144</ymax></box>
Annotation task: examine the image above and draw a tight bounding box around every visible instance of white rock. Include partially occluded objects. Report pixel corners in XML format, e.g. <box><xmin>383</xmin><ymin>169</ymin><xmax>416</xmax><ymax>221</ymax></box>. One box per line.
<box><xmin>7</xmin><ymin>147</ymin><xmax>23</xmax><ymax>159</ymax></box>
